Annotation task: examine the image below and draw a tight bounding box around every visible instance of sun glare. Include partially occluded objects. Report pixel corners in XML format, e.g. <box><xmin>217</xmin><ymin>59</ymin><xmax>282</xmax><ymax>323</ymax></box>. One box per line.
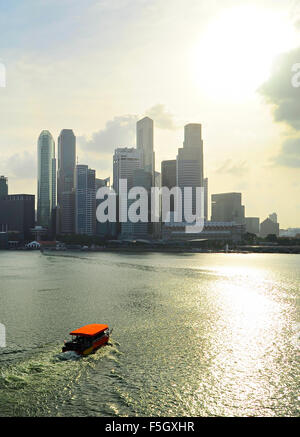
<box><xmin>193</xmin><ymin>5</ymin><xmax>298</xmax><ymax>100</ymax></box>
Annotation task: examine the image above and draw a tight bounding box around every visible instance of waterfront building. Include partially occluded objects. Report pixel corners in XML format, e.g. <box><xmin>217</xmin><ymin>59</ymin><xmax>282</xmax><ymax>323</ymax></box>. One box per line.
<box><xmin>37</xmin><ymin>130</ymin><xmax>56</xmax><ymax>229</ymax></box>
<box><xmin>260</xmin><ymin>217</ymin><xmax>279</xmax><ymax>238</ymax></box>
<box><xmin>279</xmin><ymin>228</ymin><xmax>300</xmax><ymax>238</ymax></box>
<box><xmin>113</xmin><ymin>147</ymin><xmax>143</xmax><ymax>238</ymax></box>
<box><xmin>136</xmin><ymin>117</ymin><xmax>155</xmax><ymax>181</ymax></box>
<box><xmin>211</xmin><ymin>192</ymin><xmax>245</xmax><ymax>225</ymax></box>
<box><xmin>0</xmin><ymin>232</ymin><xmax>8</xmax><ymax>249</ymax></box>
<box><xmin>0</xmin><ymin>176</ymin><xmax>8</xmax><ymax>198</ymax></box>
<box><xmin>95</xmin><ymin>177</ymin><xmax>114</xmax><ymax>238</ymax></box>
<box><xmin>75</xmin><ymin>165</ymin><xmax>96</xmax><ymax>235</ymax></box>
<box><xmin>161</xmin><ymin>160</ymin><xmax>176</xmax><ymax>214</ymax></box>
<box><xmin>131</xmin><ymin>168</ymin><xmax>153</xmax><ymax>239</ymax></box>
<box><xmin>204</xmin><ymin>177</ymin><xmax>208</xmax><ymax>221</ymax></box>
<box><xmin>245</xmin><ymin>217</ymin><xmax>260</xmax><ymax>235</ymax></box>
<box><xmin>162</xmin><ymin>218</ymin><xmax>245</xmax><ymax>242</ymax></box>
<box><xmin>0</xmin><ymin>194</ymin><xmax>35</xmax><ymax>240</ymax></box>
<box><xmin>177</xmin><ymin>124</ymin><xmax>204</xmax><ymax>217</ymax></box>
<box><xmin>57</xmin><ymin>129</ymin><xmax>76</xmax><ymax>234</ymax></box>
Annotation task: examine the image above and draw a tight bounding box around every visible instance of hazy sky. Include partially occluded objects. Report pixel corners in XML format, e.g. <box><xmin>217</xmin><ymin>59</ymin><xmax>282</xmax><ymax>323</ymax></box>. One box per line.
<box><xmin>0</xmin><ymin>0</ymin><xmax>300</xmax><ymax>227</ymax></box>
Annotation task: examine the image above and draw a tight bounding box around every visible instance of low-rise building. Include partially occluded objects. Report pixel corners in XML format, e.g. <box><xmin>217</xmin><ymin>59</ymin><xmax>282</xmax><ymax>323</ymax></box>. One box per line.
<box><xmin>260</xmin><ymin>218</ymin><xmax>279</xmax><ymax>238</ymax></box>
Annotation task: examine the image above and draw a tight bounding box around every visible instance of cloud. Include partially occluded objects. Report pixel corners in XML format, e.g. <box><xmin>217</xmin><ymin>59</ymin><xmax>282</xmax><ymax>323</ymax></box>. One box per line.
<box><xmin>79</xmin><ymin>105</ymin><xmax>179</xmax><ymax>156</ymax></box>
<box><xmin>4</xmin><ymin>151</ymin><xmax>36</xmax><ymax>180</ymax></box>
<box><xmin>216</xmin><ymin>159</ymin><xmax>249</xmax><ymax>177</ymax></box>
<box><xmin>273</xmin><ymin>137</ymin><xmax>300</xmax><ymax>167</ymax></box>
<box><xmin>145</xmin><ymin>104</ymin><xmax>179</xmax><ymax>130</ymax></box>
<box><xmin>78</xmin><ymin>114</ymin><xmax>138</xmax><ymax>155</ymax></box>
<box><xmin>259</xmin><ymin>47</ymin><xmax>300</xmax><ymax>131</ymax></box>
<box><xmin>259</xmin><ymin>47</ymin><xmax>300</xmax><ymax>167</ymax></box>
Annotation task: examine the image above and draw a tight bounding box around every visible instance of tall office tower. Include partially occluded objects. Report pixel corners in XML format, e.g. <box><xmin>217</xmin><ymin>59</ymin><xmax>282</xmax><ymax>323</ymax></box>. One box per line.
<box><xmin>268</xmin><ymin>212</ymin><xmax>278</xmax><ymax>223</ymax></box>
<box><xmin>177</xmin><ymin>124</ymin><xmax>204</xmax><ymax>218</ymax></box>
<box><xmin>75</xmin><ymin>165</ymin><xmax>96</xmax><ymax>236</ymax></box>
<box><xmin>161</xmin><ymin>160</ymin><xmax>176</xmax><ymax>189</ymax></box>
<box><xmin>57</xmin><ymin>129</ymin><xmax>76</xmax><ymax>234</ymax></box>
<box><xmin>132</xmin><ymin>168</ymin><xmax>153</xmax><ymax>239</ymax></box>
<box><xmin>113</xmin><ymin>147</ymin><xmax>142</xmax><ymax>238</ymax></box>
<box><xmin>153</xmin><ymin>171</ymin><xmax>162</xmax><ymax>239</ymax></box>
<box><xmin>37</xmin><ymin>130</ymin><xmax>56</xmax><ymax>229</ymax></box>
<box><xmin>113</xmin><ymin>148</ymin><xmax>142</xmax><ymax>192</ymax></box>
<box><xmin>204</xmin><ymin>177</ymin><xmax>208</xmax><ymax>221</ymax></box>
<box><xmin>161</xmin><ymin>160</ymin><xmax>176</xmax><ymax>216</ymax></box>
<box><xmin>211</xmin><ymin>192</ymin><xmax>245</xmax><ymax>224</ymax></box>
<box><xmin>136</xmin><ymin>117</ymin><xmax>155</xmax><ymax>180</ymax></box>
<box><xmin>95</xmin><ymin>177</ymin><xmax>113</xmax><ymax>238</ymax></box>
<box><xmin>0</xmin><ymin>176</ymin><xmax>8</xmax><ymax>198</ymax></box>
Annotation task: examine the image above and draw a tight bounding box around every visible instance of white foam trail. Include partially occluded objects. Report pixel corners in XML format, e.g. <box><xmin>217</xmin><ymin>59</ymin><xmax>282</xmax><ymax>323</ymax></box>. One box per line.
<box><xmin>56</xmin><ymin>351</ymin><xmax>80</xmax><ymax>361</ymax></box>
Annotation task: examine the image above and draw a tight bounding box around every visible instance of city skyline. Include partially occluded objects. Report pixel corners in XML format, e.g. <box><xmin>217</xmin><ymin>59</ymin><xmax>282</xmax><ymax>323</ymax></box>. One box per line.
<box><xmin>0</xmin><ymin>0</ymin><xmax>300</xmax><ymax>228</ymax></box>
<box><xmin>0</xmin><ymin>117</ymin><xmax>293</xmax><ymax>235</ymax></box>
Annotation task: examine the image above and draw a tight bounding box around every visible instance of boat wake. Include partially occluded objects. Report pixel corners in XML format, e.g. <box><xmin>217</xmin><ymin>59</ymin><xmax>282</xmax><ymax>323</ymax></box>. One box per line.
<box><xmin>55</xmin><ymin>351</ymin><xmax>81</xmax><ymax>361</ymax></box>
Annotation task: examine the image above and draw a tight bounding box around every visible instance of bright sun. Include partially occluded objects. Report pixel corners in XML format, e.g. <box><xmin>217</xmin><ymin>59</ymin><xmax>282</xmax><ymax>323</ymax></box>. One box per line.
<box><xmin>193</xmin><ymin>5</ymin><xmax>298</xmax><ymax>100</ymax></box>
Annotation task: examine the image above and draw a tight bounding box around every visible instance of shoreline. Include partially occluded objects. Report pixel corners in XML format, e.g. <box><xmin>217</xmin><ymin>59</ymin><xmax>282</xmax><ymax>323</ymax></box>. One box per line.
<box><xmin>4</xmin><ymin>245</ymin><xmax>300</xmax><ymax>255</ymax></box>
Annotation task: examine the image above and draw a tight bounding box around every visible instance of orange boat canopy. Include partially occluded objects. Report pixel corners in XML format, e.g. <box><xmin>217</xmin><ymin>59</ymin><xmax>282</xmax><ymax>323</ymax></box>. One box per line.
<box><xmin>70</xmin><ymin>324</ymin><xmax>109</xmax><ymax>337</ymax></box>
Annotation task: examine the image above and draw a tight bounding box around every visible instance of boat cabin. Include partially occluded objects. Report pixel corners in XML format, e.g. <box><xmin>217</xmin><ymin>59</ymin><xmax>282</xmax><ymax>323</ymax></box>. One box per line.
<box><xmin>63</xmin><ymin>323</ymin><xmax>109</xmax><ymax>354</ymax></box>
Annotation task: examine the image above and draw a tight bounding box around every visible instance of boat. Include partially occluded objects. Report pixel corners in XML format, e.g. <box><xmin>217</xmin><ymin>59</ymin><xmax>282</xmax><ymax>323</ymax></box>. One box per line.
<box><xmin>62</xmin><ymin>323</ymin><xmax>110</xmax><ymax>355</ymax></box>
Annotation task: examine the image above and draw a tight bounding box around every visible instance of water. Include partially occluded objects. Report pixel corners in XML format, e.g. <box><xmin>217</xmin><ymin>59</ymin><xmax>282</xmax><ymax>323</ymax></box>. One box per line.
<box><xmin>0</xmin><ymin>251</ymin><xmax>299</xmax><ymax>417</ymax></box>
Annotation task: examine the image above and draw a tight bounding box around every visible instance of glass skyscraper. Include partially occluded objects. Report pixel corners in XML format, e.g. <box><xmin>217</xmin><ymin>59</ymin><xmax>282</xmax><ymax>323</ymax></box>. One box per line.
<box><xmin>75</xmin><ymin>165</ymin><xmax>96</xmax><ymax>236</ymax></box>
<box><xmin>57</xmin><ymin>129</ymin><xmax>76</xmax><ymax>234</ymax></box>
<box><xmin>37</xmin><ymin>130</ymin><xmax>56</xmax><ymax>228</ymax></box>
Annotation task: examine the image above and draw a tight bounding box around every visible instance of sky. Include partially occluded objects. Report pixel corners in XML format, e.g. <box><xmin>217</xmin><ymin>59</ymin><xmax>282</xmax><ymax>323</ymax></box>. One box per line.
<box><xmin>0</xmin><ymin>0</ymin><xmax>300</xmax><ymax>228</ymax></box>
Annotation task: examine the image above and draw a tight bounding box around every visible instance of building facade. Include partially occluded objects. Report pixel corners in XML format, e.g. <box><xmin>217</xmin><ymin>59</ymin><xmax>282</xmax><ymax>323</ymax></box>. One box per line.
<box><xmin>37</xmin><ymin>130</ymin><xmax>56</xmax><ymax>229</ymax></box>
<box><xmin>75</xmin><ymin>165</ymin><xmax>96</xmax><ymax>235</ymax></box>
<box><xmin>161</xmin><ymin>160</ymin><xmax>176</xmax><ymax>215</ymax></box>
<box><xmin>260</xmin><ymin>218</ymin><xmax>279</xmax><ymax>238</ymax></box>
<box><xmin>177</xmin><ymin>124</ymin><xmax>204</xmax><ymax>218</ymax></box>
<box><xmin>204</xmin><ymin>177</ymin><xmax>208</xmax><ymax>221</ymax></box>
<box><xmin>245</xmin><ymin>217</ymin><xmax>260</xmax><ymax>235</ymax></box>
<box><xmin>0</xmin><ymin>195</ymin><xmax>35</xmax><ymax>240</ymax></box>
<box><xmin>113</xmin><ymin>147</ymin><xmax>142</xmax><ymax>238</ymax></box>
<box><xmin>136</xmin><ymin>117</ymin><xmax>155</xmax><ymax>181</ymax></box>
<box><xmin>162</xmin><ymin>219</ymin><xmax>245</xmax><ymax>242</ymax></box>
<box><xmin>0</xmin><ymin>176</ymin><xmax>8</xmax><ymax>198</ymax></box>
<box><xmin>57</xmin><ymin>129</ymin><xmax>76</xmax><ymax>234</ymax></box>
<box><xmin>211</xmin><ymin>192</ymin><xmax>245</xmax><ymax>225</ymax></box>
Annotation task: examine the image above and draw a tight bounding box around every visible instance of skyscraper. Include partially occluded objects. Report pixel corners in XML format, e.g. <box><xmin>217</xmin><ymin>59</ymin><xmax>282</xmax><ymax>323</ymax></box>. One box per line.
<box><xmin>37</xmin><ymin>130</ymin><xmax>56</xmax><ymax>229</ymax></box>
<box><xmin>161</xmin><ymin>160</ymin><xmax>176</xmax><ymax>218</ymax></box>
<box><xmin>113</xmin><ymin>147</ymin><xmax>142</xmax><ymax>238</ymax></box>
<box><xmin>136</xmin><ymin>117</ymin><xmax>155</xmax><ymax>180</ymax></box>
<box><xmin>161</xmin><ymin>160</ymin><xmax>176</xmax><ymax>190</ymax></box>
<box><xmin>57</xmin><ymin>129</ymin><xmax>76</xmax><ymax>234</ymax></box>
<box><xmin>0</xmin><ymin>176</ymin><xmax>8</xmax><ymax>198</ymax></box>
<box><xmin>96</xmin><ymin>177</ymin><xmax>113</xmax><ymax>238</ymax></box>
<box><xmin>177</xmin><ymin>124</ymin><xmax>204</xmax><ymax>217</ymax></box>
<box><xmin>75</xmin><ymin>165</ymin><xmax>96</xmax><ymax>236</ymax></box>
<box><xmin>204</xmin><ymin>177</ymin><xmax>208</xmax><ymax>221</ymax></box>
